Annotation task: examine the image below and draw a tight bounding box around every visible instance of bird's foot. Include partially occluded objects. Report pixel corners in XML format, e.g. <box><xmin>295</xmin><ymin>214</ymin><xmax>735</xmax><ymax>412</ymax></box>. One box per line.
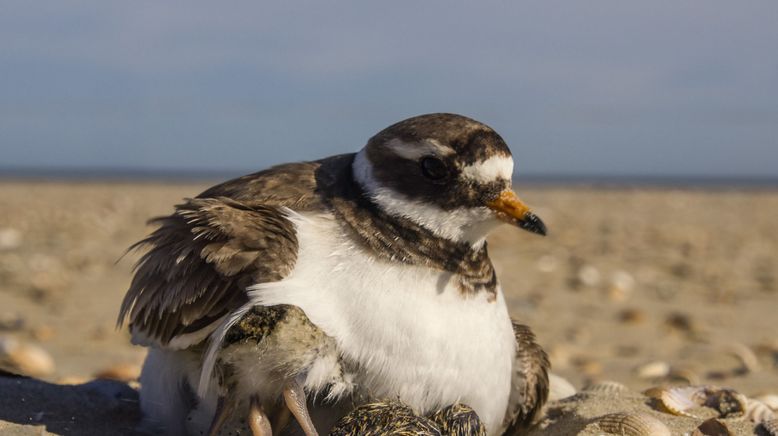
<box><xmin>283</xmin><ymin>378</ymin><xmax>319</xmax><ymax>436</ymax></box>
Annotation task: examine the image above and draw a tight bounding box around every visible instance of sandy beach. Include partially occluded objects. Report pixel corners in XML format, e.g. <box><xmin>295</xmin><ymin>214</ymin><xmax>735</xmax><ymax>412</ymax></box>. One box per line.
<box><xmin>1</xmin><ymin>180</ymin><xmax>776</xmax><ymax>435</ymax></box>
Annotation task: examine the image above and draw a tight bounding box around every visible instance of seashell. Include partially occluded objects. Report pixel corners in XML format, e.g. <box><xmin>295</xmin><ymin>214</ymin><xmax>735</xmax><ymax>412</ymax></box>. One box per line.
<box><xmin>755</xmin><ymin>394</ymin><xmax>778</xmax><ymax>411</ymax></box>
<box><xmin>548</xmin><ymin>373</ymin><xmax>577</xmax><ymax>402</ymax></box>
<box><xmin>723</xmin><ymin>342</ymin><xmax>760</xmax><ymax>373</ymax></box>
<box><xmin>758</xmin><ymin>419</ymin><xmax>778</xmax><ymax>436</ymax></box>
<box><xmin>594</xmin><ymin>412</ymin><xmax>671</xmax><ymax>436</ymax></box>
<box><xmin>691</xmin><ymin>418</ymin><xmax>731</xmax><ymax>436</ymax></box>
<box><xmin>636</xmin><ymin>361</ymin><xmax>671</xmax><ymax>379</ymax></box>
<box><xmin>583</xmin><ymin>380</ymin><xmax>629</xmax><ymax>395</ymax></box>
<box><xmin>0</xmin><ymin>336</ymin><xmax>55</xmax><ymax>377</ymax></box>
<box><xmin>94</xmin><ymin>362</ymin><xmax>141</xmax><ymax>382</ymax></box>
<box><xmin>651</xmin><ymin>386</ymin><xmax>747</xmax><ymax>418</ymax></box>
<box><xmin>577</xmin><ymin>265</ymin><xmax>601</xmax><ymax>287</ymax></box>
<box><xmin>658</xmin><ymin>386</ymin><xmax>703</xmax><ymax>417</ymax></box>
<box><xmin>746</xmin><ymin>399</ymin><xmax>776</xmax><ymax>424</ymax></box>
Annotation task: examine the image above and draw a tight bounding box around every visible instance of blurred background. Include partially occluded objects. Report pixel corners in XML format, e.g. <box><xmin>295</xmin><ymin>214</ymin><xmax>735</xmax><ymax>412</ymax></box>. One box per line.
<box><xmin>1</xmin><ymin>1</ymin><xmax>777</xmax><ymax>429</ymax></box>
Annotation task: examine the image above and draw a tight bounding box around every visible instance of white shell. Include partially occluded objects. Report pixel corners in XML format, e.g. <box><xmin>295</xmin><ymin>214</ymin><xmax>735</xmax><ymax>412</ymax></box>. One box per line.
<box><xmin>755</xmin><ymin>394</ymin><xmax>778</xmax><ymax>411</ymax></box>
<box><xmin>746</xmin><ymin>399</ymin><xmax>776</xmax><ymax>424</ymax></box>
<box><xmin>659</xmin><ymin>386</ymin><xmax>702</xmax><ymax>417</ymax></box>
<box><xmin>595</xmin><ymin>412</ymin><xmax>671</xmax><ymax>436</ymax></box>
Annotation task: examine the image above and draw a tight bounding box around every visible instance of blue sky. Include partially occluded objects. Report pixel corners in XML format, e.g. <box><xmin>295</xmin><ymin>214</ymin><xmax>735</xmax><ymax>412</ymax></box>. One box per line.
<box><xmin>1</xmin><ymin>1</ymin><xmax>776</xmax><ymax>178</ymax></box>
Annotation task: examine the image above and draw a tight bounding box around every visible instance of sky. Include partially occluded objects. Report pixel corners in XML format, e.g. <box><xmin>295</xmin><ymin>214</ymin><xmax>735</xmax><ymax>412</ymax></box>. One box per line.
<box><xmin>1</xmin><ymin>1</ymin><xmax>777</xmax><ymax>178</ymax></box>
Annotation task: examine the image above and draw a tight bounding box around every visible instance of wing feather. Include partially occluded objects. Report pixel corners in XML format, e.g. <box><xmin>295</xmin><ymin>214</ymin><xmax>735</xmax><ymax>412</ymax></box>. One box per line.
<box><xmin>502</xmin><ymin>321</ymin><xmax>550</xmax><ymax>434</ymax></box>
<box><xmin>118</xmin><ymin>197</ymin><xmax>299</xmax><ymax>347</ymax></box>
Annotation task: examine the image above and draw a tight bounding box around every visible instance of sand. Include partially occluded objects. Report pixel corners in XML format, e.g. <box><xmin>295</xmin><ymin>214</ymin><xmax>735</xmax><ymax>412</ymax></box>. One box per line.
<box><xmin>1</xmin><ymin>181</ymin><xmax>776</xmax><ymax>435</ymax></box>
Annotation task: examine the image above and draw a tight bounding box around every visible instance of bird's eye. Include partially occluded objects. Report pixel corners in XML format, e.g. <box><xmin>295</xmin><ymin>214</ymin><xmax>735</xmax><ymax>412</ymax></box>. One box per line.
<box><xmin>420</xmin><ymin>157</ymin><xmax>448</xmax><ymax>180</ymax></box>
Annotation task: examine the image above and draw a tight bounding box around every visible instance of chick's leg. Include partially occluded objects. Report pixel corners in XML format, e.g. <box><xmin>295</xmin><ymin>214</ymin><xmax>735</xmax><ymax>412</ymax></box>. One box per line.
<box><xmin>283</xmin><ymin>379</ymin><xmax>318</xmax><ymax>436</ymax></box>
<box><xmin>208</xmin><ymin>395</ymin><xmax>236</xmax><ymax>436</ymax></box>
<box><xmin>248</xmin><ymin>395</ymin><xmax>273</xmax><ymax>436</ymax></box>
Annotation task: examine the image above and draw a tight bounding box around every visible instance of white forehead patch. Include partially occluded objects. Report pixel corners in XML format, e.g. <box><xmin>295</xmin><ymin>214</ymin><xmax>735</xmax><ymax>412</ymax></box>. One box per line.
<box><xmin>461</xmin><ymin>155</ymin><xmax>514</xmax><ymax>182</ymax></box>
<box><xmin>385</xmin><ymin>138</ymin><xmax>455</xmax><ymax>160</ymax></box>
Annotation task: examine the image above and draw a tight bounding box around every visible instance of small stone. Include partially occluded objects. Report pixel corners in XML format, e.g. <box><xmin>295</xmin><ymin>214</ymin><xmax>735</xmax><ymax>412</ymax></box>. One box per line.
<box><xmin>0</xmin><ymin>336</ymin><xmax>55</xmax><ymax>377</ymax></box>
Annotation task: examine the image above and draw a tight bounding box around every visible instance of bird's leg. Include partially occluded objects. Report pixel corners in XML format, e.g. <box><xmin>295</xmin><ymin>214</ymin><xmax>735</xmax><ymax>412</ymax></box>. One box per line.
<box><xmin>248</xmin><ymin>395</ymin><xmax>273</xmax><ymax>436</ymax></box>
<box><xmin>282</xmin><ymin>378</ymin><xmax>318</xmax><ymax>436</ymax></box>
<box><xmin>208</xmin><ymin>395</ymin><xmax>236</xmax><ymax>436</ymax></box>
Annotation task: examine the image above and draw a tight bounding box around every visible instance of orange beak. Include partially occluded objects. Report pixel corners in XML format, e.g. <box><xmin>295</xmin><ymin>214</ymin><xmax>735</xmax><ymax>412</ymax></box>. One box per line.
<box><xmin>486</xmin><ymin>190</ymin><xmax>547</xmax><ymax>236</ymax></box>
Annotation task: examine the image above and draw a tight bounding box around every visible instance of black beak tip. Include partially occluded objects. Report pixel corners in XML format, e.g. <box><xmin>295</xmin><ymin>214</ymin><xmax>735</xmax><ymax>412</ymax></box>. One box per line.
<box><xmin>520</xmin><ymin>212</ymin><xmax>547</xmax><ymax>236</ymax></box>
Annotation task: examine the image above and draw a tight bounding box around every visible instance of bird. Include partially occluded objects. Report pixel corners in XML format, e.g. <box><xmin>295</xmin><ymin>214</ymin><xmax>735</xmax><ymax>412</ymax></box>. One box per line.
<box><xmin>118</xmin><ymin>113</ymin><xmax>549</xmax><ymax>436</ymax></box>
<box><xmin>329</xmin><ymin>400</ymin><xmax>485</xmax><ymax>436</ymax></box>
<box><xmin>190</xmin><ymin>304</ymin><xmax>351</xmax><ymax>436</ymax></box>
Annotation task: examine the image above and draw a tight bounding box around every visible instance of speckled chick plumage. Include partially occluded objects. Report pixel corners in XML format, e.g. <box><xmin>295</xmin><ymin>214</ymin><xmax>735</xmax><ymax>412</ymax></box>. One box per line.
<box><xmin>329</xmin><ymin>401</ymin><xmax>485</xmax><ymax>436</ymax></box>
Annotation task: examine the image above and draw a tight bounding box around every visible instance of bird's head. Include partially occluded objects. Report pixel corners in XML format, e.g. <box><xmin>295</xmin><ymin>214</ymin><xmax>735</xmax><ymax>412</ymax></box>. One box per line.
<box><xmin>353</xmin><ymin>113</ymin><xmax>546</xmax><ymax>247</ymax></box>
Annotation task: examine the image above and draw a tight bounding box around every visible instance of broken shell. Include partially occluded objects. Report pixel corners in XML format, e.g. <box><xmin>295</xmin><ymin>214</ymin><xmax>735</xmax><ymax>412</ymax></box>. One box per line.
<box><xmin>746</xmin><ymin>399</ymin><xmax>776</xmax><ymax>424</ymax></box>
<box><xmin>583</xmin><ymin>380</ymin><xmax>629</xmax><ymax>395</ymax></box>
<box><xmin>0</xmin><ymin>336</ymin><xmax>55</xmax><ymax>377</ymax></box>
<box><xmin>658</xmin><ymin>386</ymin><xmax>703</xmax><ymax>417</ymax></box>
<box><xmin>594</xmin><ymin>412</ymin><xmax>670</xmax><ymax>436</ymax></box>
<box><xmin>691</xmin><ymin>418</ymin><xmax>731</xmax><ymax>436</ymax></box>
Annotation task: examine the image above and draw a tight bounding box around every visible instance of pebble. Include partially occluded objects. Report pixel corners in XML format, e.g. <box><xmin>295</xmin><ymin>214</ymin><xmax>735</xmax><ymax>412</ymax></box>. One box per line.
<box><xmin>635</xmin><ymin>361</ymin><xmax>671</xmax><ymax>379</ymax></box>
<box><xmin>0</xmin><ymin>227</ymin><xmax>22</xmax><ymax>250</ymax></box>
<box><xmin>0</xmin><ymin>336</ymin><xmax>55</xmax><ymax>377</ymax></box>
<box><xmin>94</xmin><ymin>362</ymin><xmax>141</xmax><ymax>382</ymax></box>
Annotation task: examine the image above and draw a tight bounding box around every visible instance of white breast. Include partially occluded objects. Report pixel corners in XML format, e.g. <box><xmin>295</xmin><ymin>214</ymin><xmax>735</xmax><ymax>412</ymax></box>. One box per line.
<box><xmin>249</xmin><ymin>211</ymin><xmax>516</xmax><ymax>435</ymax></box>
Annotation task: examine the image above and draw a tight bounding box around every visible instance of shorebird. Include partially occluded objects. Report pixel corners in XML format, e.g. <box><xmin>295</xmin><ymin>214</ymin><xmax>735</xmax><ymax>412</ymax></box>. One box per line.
<box><xmin>118</xmin><ymin>113</ymin><xmax>549</xmax><ymax>435</ymax></box>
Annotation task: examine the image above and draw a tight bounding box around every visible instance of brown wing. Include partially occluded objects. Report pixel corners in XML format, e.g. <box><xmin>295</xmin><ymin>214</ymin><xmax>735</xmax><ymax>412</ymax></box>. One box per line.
<box><xmin>502</xmin><ymin>322</ymin><xmax>550</xmax><ymax>435</ymax></box>
<box><xmin>117</xmin><ymin>196</ymin><xmax>300</xmax><ymax>347</ymax></box>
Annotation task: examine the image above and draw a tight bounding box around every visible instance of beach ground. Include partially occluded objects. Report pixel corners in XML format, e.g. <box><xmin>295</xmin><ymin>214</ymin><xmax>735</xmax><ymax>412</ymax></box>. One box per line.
<box><xmin>1</xmin><ymin>181</ymin><xmax>776</xmax><ymax>434</ymax></box>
